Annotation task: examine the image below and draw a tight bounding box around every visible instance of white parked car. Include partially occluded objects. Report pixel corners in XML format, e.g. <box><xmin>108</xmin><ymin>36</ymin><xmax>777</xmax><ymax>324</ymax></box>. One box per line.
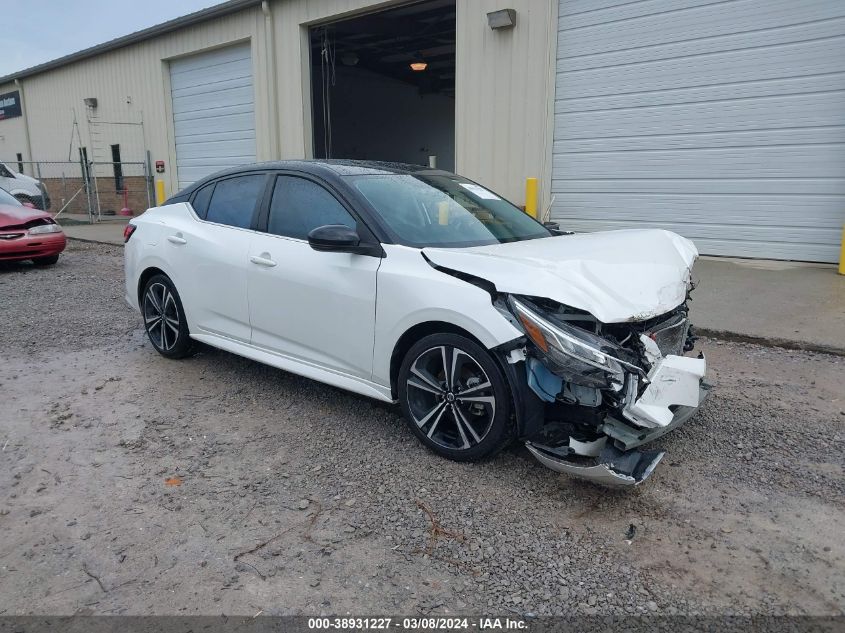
<box><xmin>0</xmin><ymin>161</ymin><xmax>50</xmax><ymax>210</ymax></box>
<box><xmin>124</xmin><ymin>161</ymin><xmax>708</xmax><ymax>486</ymax></box>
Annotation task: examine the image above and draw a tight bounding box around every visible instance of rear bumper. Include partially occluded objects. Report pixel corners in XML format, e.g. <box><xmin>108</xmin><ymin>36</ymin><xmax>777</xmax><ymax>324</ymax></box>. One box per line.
<box><xmin>0</xmin><ymin>232</ymin><xmax>66</xmax><ymax>261</ymax></box>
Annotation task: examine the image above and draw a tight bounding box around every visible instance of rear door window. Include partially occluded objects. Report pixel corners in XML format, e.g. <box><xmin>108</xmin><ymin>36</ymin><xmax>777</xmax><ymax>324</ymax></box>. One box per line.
<box><xmin>190</xmin><ymin>183</ymin><xmax>215</xmax><ymax>219</ymax></box>
<box><xmin>205</xmin><ymin>174</ymin><xmax>266</xmax><ymax>229</ymax></box>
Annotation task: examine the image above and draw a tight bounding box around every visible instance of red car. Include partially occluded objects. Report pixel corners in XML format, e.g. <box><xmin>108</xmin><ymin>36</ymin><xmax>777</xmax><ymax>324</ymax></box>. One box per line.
<box><xmin>0</xmin><ymin>186</ymin><xmax>66</xmax><ymax>265</ymax></box>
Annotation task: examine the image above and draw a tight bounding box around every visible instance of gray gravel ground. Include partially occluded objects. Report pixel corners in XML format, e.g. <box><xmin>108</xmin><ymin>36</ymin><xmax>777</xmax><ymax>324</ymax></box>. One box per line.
<box><xmin>0</xmin><ymin>242</ymin><xmax>843</xmax><ymax>616</ymax></box>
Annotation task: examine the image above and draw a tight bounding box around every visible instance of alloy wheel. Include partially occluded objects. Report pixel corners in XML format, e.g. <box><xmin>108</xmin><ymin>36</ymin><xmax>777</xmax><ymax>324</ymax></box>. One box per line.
<box><xmin>143</xmin><ymin>282</ymin><xmax>181</xmax><ymax>351</ymax></box>
<box><xmin>405</xmin><ymin>345</ymin><xmax>496</xmax><ymax>451</ymax></box>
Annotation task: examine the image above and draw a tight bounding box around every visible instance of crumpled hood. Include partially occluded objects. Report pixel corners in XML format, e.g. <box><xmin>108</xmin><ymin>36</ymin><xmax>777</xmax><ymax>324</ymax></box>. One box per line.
<box><xmin>0</xmin><ymin>204</ymin><xmax>50</xmax><ymax>227</ymax></box>
<box><xmin>423</xmin><ymin>229</ymin><xmax>698</xmax><ymax>323</ymax></box>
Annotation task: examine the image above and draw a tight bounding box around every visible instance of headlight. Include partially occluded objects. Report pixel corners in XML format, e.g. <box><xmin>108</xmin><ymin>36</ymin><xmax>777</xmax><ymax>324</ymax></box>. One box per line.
<box><xmin>509</xmin><ymin>297</ymin><xmax>625</xmax><ymax>389</ymax></box>
<box><xmin>28</xmin><ymin>223</ymin><xmax>62</xmax><ymax>235</ymax></box>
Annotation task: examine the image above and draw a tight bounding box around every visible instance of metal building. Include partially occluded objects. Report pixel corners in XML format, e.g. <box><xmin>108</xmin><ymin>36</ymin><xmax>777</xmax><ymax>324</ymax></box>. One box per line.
<box><xmin>549</xmin><ymin>0</ymin><xmax>845</xmax><ymax>262</ymax></box>
<box><xmin>0</xmin><ymin>0</ymin><xmax>843</xmax><ymax>263</ymax></box>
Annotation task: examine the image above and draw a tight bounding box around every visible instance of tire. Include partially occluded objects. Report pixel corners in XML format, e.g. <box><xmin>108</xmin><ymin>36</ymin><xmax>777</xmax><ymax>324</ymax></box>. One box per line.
<box><xmin>398</xmin><ymin>332</ymin><xmax>514</xmax><ymax>462</ymax></box>
<box><xmin>33</xmin><ymin>254</ymin><xmax>59</xmax><ymax>265</ymax></box>
<box><xmin>141</xmin><ymin>274</ymin><xmax>193</xmax><ymax>359</ymax></box>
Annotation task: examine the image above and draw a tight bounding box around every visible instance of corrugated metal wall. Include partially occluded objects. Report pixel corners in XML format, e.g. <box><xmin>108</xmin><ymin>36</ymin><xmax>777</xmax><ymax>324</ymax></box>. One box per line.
<box><xmin>455</xmin><ymin>0</ymin><xmax>558</xmax><ymax>206</ymax></box>
<box><xmin>0</xmin><ymin>84</ymin><xmax>29</xmax><ymax>169</ymax></box>
<box><xmin>551</xmin><ymin>0</ymin><xmax>845</xmax><ymax>262</ymax></box>
<box><xmin>7</xmin><ymin>8</ymin><xmax>267</xmax><ymax>195</ymax></box>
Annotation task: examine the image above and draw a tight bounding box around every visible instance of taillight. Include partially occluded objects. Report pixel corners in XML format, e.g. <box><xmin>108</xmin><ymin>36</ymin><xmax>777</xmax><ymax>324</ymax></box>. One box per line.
<box><xmin>123</xmin><ymin>224</ymin><xmax>137</xmax><ymax>243</ymax></box>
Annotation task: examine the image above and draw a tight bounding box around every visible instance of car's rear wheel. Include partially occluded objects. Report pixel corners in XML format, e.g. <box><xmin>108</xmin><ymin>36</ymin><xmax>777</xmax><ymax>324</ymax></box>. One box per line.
<box><xmin>33</xmin><ymin>254</ymin><xmax>59</xmax><ymax>265</ymax></box>
<box><xmin>142</xmin><ymin>274</ymin><xmax>192</xmax><ymax>359</ymax></box>
<box><xmin>398</xmin><ymin>333</ymin><xmax>514</xmax><ymax>462</ymax></box>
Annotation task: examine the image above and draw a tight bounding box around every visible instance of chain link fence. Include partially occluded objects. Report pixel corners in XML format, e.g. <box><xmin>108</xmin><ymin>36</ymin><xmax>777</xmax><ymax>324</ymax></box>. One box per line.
<box><xmin>3</xmin><ymin>159</ymin><xmax>153</xmax><ymax>222</ymax></box>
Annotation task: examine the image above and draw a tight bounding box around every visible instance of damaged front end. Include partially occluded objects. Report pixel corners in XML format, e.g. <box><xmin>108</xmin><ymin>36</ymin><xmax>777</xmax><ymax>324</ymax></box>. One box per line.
<box><xmin>497</xmin><ymin>294</ymin><xmax>709</xmax><ymax>487</ymax></box>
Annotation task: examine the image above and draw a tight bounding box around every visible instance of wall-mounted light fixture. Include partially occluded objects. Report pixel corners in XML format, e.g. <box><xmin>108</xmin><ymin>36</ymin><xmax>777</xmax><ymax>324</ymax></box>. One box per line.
<box><xmin>487</xmin><ymin>9</ymin><xmax>516</xmax><ymax>30</ymax></box>
<box><xmin>83</xmin><ymin>97</ymin><xmax>98</xmax><ymax>109</ymax></box>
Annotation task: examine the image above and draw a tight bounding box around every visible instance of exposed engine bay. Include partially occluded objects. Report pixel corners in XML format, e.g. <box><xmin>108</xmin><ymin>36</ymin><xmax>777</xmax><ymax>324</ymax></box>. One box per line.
<box><xmin>495</xmin><ymin>293</ymin><xmax>709</xmax><ymax>487</ymax></box>
<box><xmin>422</xmin><ymin>228</ymin><xmax>709</xmax><ymax>486</ymax></box>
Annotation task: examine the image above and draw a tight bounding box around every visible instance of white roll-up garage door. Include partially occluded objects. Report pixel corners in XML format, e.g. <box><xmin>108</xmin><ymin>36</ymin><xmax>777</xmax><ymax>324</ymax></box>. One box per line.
<box><xmin>169</xmin><ymin>43</ymin><xmax>257</xmax><ymax>190</ymax></box>
<box><xmin>551</xmin><ymin>0</ymin><xmax>845</xmax><ymax>262</ymax></box>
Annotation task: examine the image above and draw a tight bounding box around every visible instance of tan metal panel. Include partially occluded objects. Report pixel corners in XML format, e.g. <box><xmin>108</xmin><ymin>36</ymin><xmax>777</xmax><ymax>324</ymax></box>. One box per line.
<box><xmin>6</xmin><ymin>0</ymin><xmax>559</xmax><ymax>208</ymax></box>
<box><xmin>455</xmin><ymin>0</ymin><xmax>558</xmax><ymax>210</ymax></box>
<box><xmin>14</xmin><ymin>8</ymin><xmax>266</xmax><ymax>196</ymax></box>
<box><xmin>0</xmin><ymin>82</ymin><xmax>29</xmax><ymax>166</ymax></box>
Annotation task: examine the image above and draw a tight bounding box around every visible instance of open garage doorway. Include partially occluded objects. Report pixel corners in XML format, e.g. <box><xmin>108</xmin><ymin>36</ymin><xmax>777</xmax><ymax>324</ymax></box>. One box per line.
<box><xmin>310</xmin><ymin>0</ymin><xmax>456</xmax><ymax>171</ymax></box>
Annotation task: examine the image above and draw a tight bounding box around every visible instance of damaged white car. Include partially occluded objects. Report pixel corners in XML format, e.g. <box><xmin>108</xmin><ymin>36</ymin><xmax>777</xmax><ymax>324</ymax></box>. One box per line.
<box><xmin>124</xmin><ymin>160</ymin><xmax>708</xmax><ymax>487</ymax></box>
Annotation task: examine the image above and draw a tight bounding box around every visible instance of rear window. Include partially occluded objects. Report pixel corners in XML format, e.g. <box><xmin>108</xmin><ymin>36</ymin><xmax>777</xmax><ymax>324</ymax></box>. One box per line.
<box><xmin>190</xmin><ymin>183</ymin><xmax>215</xmax><ymax>219</ymax></box>
<box><xmin>205</xmin><ymin>175</ymin><xmax>266</xmax><ymax>229</ymax></box>
<box><xmin>0</xmin><ymin>187</ymin><xmax>21</xmax><ymax>206</ymax></box>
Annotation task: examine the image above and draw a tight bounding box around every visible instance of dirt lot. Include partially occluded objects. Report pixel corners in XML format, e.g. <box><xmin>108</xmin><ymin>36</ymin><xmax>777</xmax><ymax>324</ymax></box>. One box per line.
<box><xmin>0</xmin><ymin>241</ymin><xmax>843</xmax><ymax>617</ymax></box>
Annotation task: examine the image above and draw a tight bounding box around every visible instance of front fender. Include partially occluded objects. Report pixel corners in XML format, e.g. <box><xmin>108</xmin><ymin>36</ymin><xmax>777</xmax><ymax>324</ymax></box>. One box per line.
<box><xmin>372</xmin><ymin>245</ymin><xmax>522</xmax><ymax>387</ymax></box>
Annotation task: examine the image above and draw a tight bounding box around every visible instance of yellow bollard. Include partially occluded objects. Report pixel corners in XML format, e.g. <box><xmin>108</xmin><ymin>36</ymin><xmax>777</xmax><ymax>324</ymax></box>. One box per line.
<box><xmin>155</xmin><ymin>180</ymin><xmax>166</xmax><ymax>206</ymax></box>
<box><xmin>839</xmin><ymin>224</ymin><xmax>845</xmax><ymax>275</ymax></box>
<box><xmin>438</xmin><ymin>201</ymin><xmax>449</xmax><ymax>225</ymax></box>
<box><xmin>525</xmin><ymin>177</ymin><xmax>539</xmax><ymax>219</ymax></box>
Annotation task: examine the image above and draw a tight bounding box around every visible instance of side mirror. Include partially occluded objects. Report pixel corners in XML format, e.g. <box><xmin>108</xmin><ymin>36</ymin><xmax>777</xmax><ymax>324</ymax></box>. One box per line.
<box><xmin>307</xmin><ymin>224</ymin><xmax>385</xmax><ymax>257</ymax></box>
<box><xmin>308</xmin><ymin>224</ymin><xmax>362</xmax><ymax>252</ymax></box>
<box><xmin>22</xmin><ymin>201</ymin><xmax>36</xmax><ymax>209</ymax></box>
<box><xmin>543</xmin><ymin>220</ymin><xmax>574</xmax><ymax>236</ymax></box>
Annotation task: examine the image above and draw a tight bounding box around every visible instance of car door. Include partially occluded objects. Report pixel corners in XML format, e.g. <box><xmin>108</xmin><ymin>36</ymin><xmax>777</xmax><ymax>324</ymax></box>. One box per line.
<box><xmin>247</xmin><ymin>173</ymin><xmax>381</xmax><ymax>380</ymax></box>
<box><xmin>164</xmin><ymin>173</ymin><xmax>268</xmax><ymax>343</ymax></box>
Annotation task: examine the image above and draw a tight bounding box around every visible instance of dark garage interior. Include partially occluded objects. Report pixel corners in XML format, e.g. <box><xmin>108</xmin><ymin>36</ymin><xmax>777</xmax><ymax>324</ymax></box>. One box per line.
<box><xmin>310</xmin><ymin>0</ymin><xmax>456</xmax><ymax>170</ymax></box>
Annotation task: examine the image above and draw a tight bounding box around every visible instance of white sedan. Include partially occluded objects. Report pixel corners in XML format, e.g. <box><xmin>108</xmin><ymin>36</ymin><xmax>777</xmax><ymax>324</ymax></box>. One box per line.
<box><xmin>124</xmin><ymin>161</ymin><xmax>708</xmax><ymax>486</ymax></box>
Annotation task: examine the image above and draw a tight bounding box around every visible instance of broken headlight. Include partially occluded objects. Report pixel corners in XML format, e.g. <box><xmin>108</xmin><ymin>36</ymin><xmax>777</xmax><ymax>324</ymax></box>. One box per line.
<box><xmin>509</xmin><ymin>297</ymin><xmax>625</xmax><ymax>390</ymax></box>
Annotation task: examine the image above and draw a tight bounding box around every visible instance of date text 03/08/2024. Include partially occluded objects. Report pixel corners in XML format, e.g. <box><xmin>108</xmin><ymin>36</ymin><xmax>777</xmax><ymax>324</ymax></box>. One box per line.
<box><xmin>307</xmin><ymin>617</ymin><xmax>527</xmax><ymax>630</ymax></box>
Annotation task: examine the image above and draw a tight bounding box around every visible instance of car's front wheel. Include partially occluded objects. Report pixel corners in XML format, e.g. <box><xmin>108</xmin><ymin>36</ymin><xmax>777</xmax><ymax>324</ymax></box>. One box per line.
<box><xmin>398</xmin><ymin>333</ymin><xmax>514</xmax><ymax>462</ymax></box>
<box><xmin>142</xmin><ymin>274</ymin><xmax>193</xmax><ymax>359</ymax></box>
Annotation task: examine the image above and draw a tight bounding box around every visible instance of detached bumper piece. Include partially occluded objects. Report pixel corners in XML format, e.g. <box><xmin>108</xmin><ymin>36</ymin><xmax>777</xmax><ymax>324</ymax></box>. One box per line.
<box><xmin>526</xmin><ymin>441</ymin><xmax>664</xmax><ymax>487</ymax></box>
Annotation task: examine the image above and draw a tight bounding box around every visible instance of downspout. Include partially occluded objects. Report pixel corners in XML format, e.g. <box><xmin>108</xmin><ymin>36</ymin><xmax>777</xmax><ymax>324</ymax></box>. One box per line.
<box><xmin>262</xmin><ymin>0</ymin><xmax>281</xmax><ymax>160</ymax></box>
<box><xmin>14</xmin><ymin>79</ymin><xmax>34</xmax><ymax>176</ymax></box>
<box><xmin>539</xmin><ymin>0</ymin><xmax>558</xmax><ymax>222</ymax></box>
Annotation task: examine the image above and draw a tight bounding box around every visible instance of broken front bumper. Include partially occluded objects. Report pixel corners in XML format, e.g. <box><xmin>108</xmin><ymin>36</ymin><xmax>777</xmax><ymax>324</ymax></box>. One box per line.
<box><xmin>526</xmin><ymin>441</ymin><xmax>666</xmax><ymax>488</ymax></box>
<box><xmin>525</xmin><ymin>354</ymin><xmax>709</xmax><ymax>487</ymax></box>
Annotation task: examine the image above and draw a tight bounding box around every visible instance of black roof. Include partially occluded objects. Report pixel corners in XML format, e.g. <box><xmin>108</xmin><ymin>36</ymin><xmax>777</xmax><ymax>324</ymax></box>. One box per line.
<box><xmin>169</xmin><ymin>159</ymin><xmax>455</xmax><ymax>201</ymax></box>
<box><xmin>242</xmin><ymin>159</ymin><xmax>449</xmax><ymax>176</ymax></box>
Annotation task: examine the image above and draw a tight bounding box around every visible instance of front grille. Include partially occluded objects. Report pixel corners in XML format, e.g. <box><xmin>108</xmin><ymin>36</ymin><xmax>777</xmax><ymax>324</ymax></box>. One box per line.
<box><xmin>649</xmin><ymin>314</ymin><xmax>689</xmax><ymax>357</ymax></box>
<box><xmin>0</xmin><ymin>233</ymin><xmax>25</xmax><ymax>240</ymax></box>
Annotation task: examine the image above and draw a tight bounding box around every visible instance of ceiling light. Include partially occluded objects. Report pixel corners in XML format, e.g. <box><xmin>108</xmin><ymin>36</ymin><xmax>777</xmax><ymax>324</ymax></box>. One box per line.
<box><xmin>410</xmin><ymin>61</ymin><xmax>427</xmax><ymax>72</ymax></box>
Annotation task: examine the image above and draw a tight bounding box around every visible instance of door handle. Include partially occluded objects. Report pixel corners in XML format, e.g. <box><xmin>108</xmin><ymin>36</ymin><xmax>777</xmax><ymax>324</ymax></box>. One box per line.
<box><xmin>250</xmin><ymin>254</ymin><xmax>277</xmax><ymax>267</ymax></box>
<box><xmin>167</xmin><ymin>235</ymin><xmax>187</xmax><ymax>245</ymax></box>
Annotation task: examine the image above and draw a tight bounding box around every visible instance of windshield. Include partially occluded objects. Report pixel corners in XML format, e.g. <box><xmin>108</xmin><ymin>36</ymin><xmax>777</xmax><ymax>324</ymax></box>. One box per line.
<box><xmin>350</xmin><ymin>174</ymin><xmax>551</xmax><ymax>248</ymax></box>
<box><xmin>0</xmin><ymin>187</ymin><xmax>21</xmax><ymax>207</ymax></box>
